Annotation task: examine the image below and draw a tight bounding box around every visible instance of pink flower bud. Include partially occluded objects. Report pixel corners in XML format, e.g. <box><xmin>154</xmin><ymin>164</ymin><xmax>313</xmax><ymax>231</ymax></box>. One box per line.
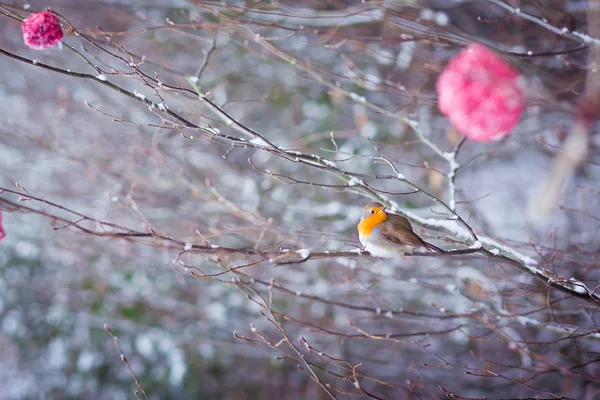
<box><xmin>436</xmin><ymin>44</ymin><xmax>524</xmax><ymax>142</ymax></box>
<box><xmin>0</xmin><ymin>210</ymin><xmax>5</xmax><ymax>243</ymax></box>
<box><xmin>21</xmin><ymin>10</ymin><xmax>64</xmax><ymax>50</ymax></box>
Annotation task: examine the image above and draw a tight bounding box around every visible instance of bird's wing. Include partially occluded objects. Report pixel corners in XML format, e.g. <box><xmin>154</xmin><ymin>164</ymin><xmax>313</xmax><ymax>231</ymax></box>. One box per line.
<box><xmin>379</xmin><ymin>215</ymin><xmax>426</xmax><ymax>248</ymax></box>
<box><xmin>387</xmin><ymin>214</ymin><xmax>415</xmax><ymax>232</ymax></box>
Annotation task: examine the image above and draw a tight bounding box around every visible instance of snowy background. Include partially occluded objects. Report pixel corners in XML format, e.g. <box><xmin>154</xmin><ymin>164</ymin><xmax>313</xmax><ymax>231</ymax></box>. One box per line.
<box><xmin>1</xmin><ymin>1</ymin><xmax>599</xmax><ymax>399</ymax></box>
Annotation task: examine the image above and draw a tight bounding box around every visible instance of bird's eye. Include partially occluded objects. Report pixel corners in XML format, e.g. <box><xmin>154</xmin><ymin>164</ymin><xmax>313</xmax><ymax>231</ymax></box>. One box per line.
<box><xmin>370</xmin><ymin>209</ymin><xmax>375</xmax><ymax>215</ymax></box>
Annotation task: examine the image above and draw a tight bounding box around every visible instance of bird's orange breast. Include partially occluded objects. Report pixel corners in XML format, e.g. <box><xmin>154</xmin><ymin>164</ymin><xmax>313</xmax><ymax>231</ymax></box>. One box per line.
<box><xmin>357</xmin><ymin>211</ymin><xmax>388</xmax><ymax>237</ymax></box>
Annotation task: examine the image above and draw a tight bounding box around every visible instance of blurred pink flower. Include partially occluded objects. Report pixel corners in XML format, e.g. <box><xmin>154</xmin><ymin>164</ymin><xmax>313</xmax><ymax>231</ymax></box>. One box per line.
<box><xmin>436</xmin><ymin>44</ymin><xmax>524</xmax><ymax>142</ymax></box>
<box><xmin>0</xmin><ymin>210</ymin><xmax>5</xmax><ymax>243</ymax></box>
<box><xmin>21</xmin><ymin>10</ymin><xmax>64</xmax><ymax>50</ymax></box>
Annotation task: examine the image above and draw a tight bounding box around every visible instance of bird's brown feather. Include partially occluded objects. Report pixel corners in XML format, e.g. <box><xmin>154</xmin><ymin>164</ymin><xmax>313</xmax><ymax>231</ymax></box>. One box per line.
<box><xmin>379</xmin><ymin>214</ymin><xmax>427</xmax><ymax>248</ymax></box>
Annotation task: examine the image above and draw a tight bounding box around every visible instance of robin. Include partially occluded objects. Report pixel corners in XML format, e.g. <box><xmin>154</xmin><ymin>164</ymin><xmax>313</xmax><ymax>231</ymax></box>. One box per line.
<box><xmin>357</xmin><ymin>202</ymin><xmax>443</xmax><ymax>257</ymax></box>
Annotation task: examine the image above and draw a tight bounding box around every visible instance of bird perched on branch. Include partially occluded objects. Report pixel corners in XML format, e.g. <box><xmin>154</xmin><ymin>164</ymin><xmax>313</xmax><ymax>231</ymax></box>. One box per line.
<box><xmin>357</xmin><ymin>202</ymin><xmax>443</xmax><ymax>257</ymax></box>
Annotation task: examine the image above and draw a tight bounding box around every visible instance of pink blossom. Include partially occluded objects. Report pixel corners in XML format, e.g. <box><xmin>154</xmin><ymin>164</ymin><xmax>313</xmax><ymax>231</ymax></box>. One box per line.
<box><xmin>21</xmin><ymin>10</ymin><xmax>64</xmax><ymax>50</ymax></box>
<box><xmin>436</xmin><ymin>44</ymin><xmax>524</xmax><ymax>142</ymax></box>
<box><xmin>0</xmin><ymin>210</ymin><xmax>5</xmax><ymax>243</ymax></box>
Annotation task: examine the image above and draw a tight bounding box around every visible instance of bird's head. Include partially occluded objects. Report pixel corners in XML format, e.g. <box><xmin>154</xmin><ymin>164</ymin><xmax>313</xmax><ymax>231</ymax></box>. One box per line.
<box><xmin>361</xmin><ymin>202</ymin><xmax>386</xmax><ymax>222</ymax></box>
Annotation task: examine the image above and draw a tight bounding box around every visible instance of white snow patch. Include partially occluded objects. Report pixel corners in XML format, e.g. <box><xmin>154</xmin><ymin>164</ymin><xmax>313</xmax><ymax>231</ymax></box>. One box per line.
<box><xmin>134</xmin><ymin>91</ymin><xmax>146</xmax><ymax>101</ymax></box>
<box><xmin>347</xmin><ymin>176</ymin><xmax>364</xmax><ymax>186</ymax></box>
<box><xmin>567</xmin><ymin>278</ymin><xmax>590</xmax><ymax>294</ymax></box>
<box><xmin>445</xmin><ymin>284</ymin><xmax>457</xmax><ymax>292</ymax></box>
<box><xmin>296</xmin><ymin>249</ymin><xmax>311</xmax><ymax>258</ymax></box>
<box><xmin>434</xmin><ymin>11</ymin><xmax>449</xmax><ymax>26</ymax></box>
<box><xmin>76</xmin><ymin>350</ymin><xmax>98</xmax><ymax>372</ymax></box>
<box><xmin>572</xmin><ymin>31</ymin><xmax>600</xmax><ymax>45</ymax></box>
<box><xmin>349</xmin><ymin>92</ymin><xmax>366</xmax><ymax>103</ymax></box>
<box><xmin>206</xmin><ymin>302</ymin><xmax>227</xmax><ymax>323</ymax></box>
<box><xmin>135</xmin><ymin>334</ymin><xmax>155</xmax><ymax>358</ymax></box>
<box><xmin>420</xmin><ymin>9</ymin><xmax>434</xmax><ymax>20</ymax></box>
<box><xmin>360</xmin><ymin>121</ymin><xmax>378</xmax><ymax>138</ymax></box>
<box><xmin>250</xmin><ymin>137</ymin><xmax>270</xmax><ymax>146</ymax></box>
<box><xmin>396</xmin><ymin>41</ymin><xmax>415</xmax><ymax>70</ymax></box>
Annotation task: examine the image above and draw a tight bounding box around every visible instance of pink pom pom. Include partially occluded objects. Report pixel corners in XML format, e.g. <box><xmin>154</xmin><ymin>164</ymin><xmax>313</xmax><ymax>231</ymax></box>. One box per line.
<box><xmin>0</xmin><ymin>210</ymin><xmax>5</xmax><ymax>243</ymax></box>
<box><xmin>21</xmin><ymin>10</ymin><xmax>64</xmax><ymax>50</ymax></box>
<box><xmin>436</xmin><ymin>44</ymin><xmax>524</xmax><ymax>142</ymax></box>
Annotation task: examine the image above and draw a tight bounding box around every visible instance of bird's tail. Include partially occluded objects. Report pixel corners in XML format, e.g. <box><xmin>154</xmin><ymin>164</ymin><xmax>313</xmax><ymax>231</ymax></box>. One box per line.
<box><xmin>423</xmin><ymin>241</ymin><xmax>444</xmax><ymax>253</ymax></box>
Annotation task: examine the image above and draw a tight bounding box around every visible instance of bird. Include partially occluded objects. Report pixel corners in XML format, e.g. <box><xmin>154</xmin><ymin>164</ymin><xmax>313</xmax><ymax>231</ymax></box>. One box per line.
<box><xmin>357</xmin><ymin>202</ymin><xmax>443</xmax><ymax>257</ymax></box>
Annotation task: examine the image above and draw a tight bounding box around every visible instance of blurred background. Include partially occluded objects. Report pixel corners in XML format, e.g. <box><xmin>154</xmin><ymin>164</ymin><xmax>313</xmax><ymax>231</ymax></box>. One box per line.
<box><xmin>1</xmin><ymin>1</ymin><xmax>599</xmax><ymax>399</ymax></box>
